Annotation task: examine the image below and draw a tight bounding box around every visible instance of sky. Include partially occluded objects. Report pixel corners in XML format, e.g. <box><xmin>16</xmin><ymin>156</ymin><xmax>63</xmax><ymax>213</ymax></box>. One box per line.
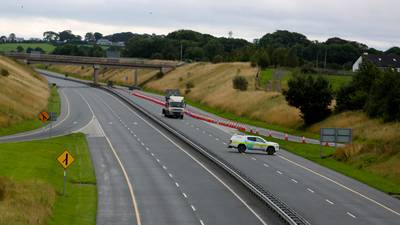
<box><xmin>0</xmin><ymin>0</ymin><xmax>399</xmax><ymax>50</ymax></box>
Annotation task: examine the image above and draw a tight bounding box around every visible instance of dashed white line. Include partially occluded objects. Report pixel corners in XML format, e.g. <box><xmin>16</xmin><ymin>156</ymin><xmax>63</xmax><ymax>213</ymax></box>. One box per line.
<box><xmin>223</xmin><ymin>142</ymin><xmax>227</xmax><ymax>145</ymax></box>
<box><xmin>291</xmin><ymin>179</ymin><xmax>298</xmax><ymax>183</ymax></box>
<box><xmin>251</xmin><ymin>157</ymin><xmax>257</xmax><ymax>161</ymax></box>
<box><xmin>215</xmin><ymin>138</ymin><xmax>219</xmax><ymax>141</ymax></box>
<box><xmin>263</xmin><ymin>163</ymin><xmax>269</xmax><ymax>168</ymax></box>
<box><xmin>208</xmin><ymin>134</ymin><xmax>212</xmax><ymax>137</ymax></box>
<box><xmin>190</xmin><ymin>205</ymin><xmax>196</xmax><ymax>211</ymax></box>
<box><xmin>156</xmin><ymin>159</ymin><xmax>160</xmax><ymax>163</ymax></box>
<box><xmin>202</xmin><ymin>131</ymin><xmax>206</xmax><ymax>134</ymax></box>
<box><xmin>162</xmin><ymin>165</ymin><xmax>167</xmax><ymax>170</ymax></box>
<box><xmin>175</xmin><ymin>182</ymin><xmax>180</xmax><ymax>187</ymax></box>
<box><xmin>326</xmin><ymin>199</ymin><xmax>334</xmax><ymax>205</ymax></box>
<box><xmin>182</xmin><ymin>193</ymin><xmax>187</xmax><ymax>198</ymax></box>
<box><xmin>141</xmin><ymin>142</ymin><xmax>145</xmax><ymax>146</ymax></box>
<box><xmin>145</xmin><ymin>147</ymin><xmax>150</xmax><ymax>151</ymax></box>
<box><xmin>307</xmin><ymin>188</ymin><xmax>315</xmax><ymax>193</ymax></box>
<box><xmin>151</xmin><ymin>153</ymin><xmax>155</xmax><ymax>156</ymax></box>
<box><xmin>168</xmin><ymin>173</ymin><xmax>173</xmax><ymax>178</ymax></box>
<box><xmin>346</xmin><ymin>212</ymin><xmax>357</xmax><ymax>219</ymax></box>
<box><xmin>134</xmin><ymin>134</ymin><xmax>137</xmax><ymax>137</ymax></box>
<box><xmin>200</xmin><ymin>219</ymin><xmax>205</xmax><ymax>225</ymax></box>
<box><xmin>276</xmin><ymin>170</ymin><xmax>283</xmax><ymax>175</ymax></box>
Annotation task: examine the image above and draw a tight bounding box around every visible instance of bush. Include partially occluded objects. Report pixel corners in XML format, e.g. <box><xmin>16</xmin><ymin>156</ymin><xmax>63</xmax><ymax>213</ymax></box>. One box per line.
<box><xmin>283</xmin><ymin>75</ymin><xmax>333</xmax><ymax>125</ymax></box>
<box><xmin>300</xmin><ymin>63</ymin><xmax>317</xmax><ymax>74</ymax></box>
<box><xmin>256</xmin><ymin>50</ymin><xmax>270</xmax><ymax>69</ymax></box>
<box><xmin>1</xmin><ymin>68</ymin><xmax>10</xmax><ymax>77</ymax></box>
<box><xmin>155</xmin><ymin>72</ymin><xmax>164</xmax><ymax>79</ymax></box>
<box><xmin>232</xmin><ymin>75</ymin><xmax>248</xmax><ymax>91</ymax></box>
<box><xmin>107</xmin><ymin>80</ymin><xmax>114</xmax><ymax>87</ymax></box>
<box><xmin>212</xmin><ymin>55</ymin><xmax>224</xmax><ymax>63</ymax></box>
<box><xmin>186</xmin><ymin>81</ymin><xmax>194</xmax><ymax>89</ymax></box>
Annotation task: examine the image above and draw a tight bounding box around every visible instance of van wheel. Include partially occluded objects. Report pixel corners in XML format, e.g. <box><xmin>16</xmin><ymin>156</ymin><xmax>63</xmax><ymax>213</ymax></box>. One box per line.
<box><xmin>238</xmin><ymin>144</ymin><xmax>246</xmax><ymax>153</ymax></box>
<box><xmin>267</xmin><ymin>146</ymin><xmax>275</xmax><ymax>155</ymax></box>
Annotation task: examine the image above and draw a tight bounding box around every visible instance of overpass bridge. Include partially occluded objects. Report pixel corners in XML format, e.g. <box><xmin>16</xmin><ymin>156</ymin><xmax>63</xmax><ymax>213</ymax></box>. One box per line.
<box><xmin>5</xmin><ymin>52</ymin><xmax>183</xmax><ymax>86</ymax></box>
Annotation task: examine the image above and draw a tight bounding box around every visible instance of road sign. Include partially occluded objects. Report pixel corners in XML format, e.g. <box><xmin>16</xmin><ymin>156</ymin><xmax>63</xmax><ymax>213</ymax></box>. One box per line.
<box><xmin>57</xmin><ymin>150</ymin><xmax>75</xmax><ymax>169</ymax></box>
<box><xmin>38</xmin><ymin>111</ymin><xmax>49</xmax><ymax>123</ymax></box>
<box><xmin>320</xmin><ymin>128</ymin><xmax>352</xmax><ymax>158</ymax></box>
<box><xmin>49</xmin><ymin>112</ymin><xmax>57</xmax><ymax>121</ymax></box>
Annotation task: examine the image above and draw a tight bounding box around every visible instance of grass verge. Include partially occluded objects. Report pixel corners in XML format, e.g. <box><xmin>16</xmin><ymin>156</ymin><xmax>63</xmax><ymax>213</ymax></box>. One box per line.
<box><xmin>0</xmin><ymin>133</ymin><xmax>97</xmax><ymax>225</ymax></box>
<box><xmin>262</xmin><ymin>135</ymin><xmax>400</xmax><ymax>197</ymax></box>
<box><xmin>0</xmin><ymin>85</ymin><xmax>61</xmax><ymax>136</ymax></box>
<box><xmin>0</xmin><ymin>43</ymin><xmax>55</xmax><ymax>54</ymax></box>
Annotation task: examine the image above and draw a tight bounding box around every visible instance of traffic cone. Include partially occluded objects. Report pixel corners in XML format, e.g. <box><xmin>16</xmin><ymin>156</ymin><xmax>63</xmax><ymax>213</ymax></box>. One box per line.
<box><xmin>284</xmin><ymin>133</ymin><xmax>289</xmax><ymax>141</ymax></box>
<box><xmin>301</xmin><ymin>136</ymin><xmax>306</xmax><ymax>144</ymax></box>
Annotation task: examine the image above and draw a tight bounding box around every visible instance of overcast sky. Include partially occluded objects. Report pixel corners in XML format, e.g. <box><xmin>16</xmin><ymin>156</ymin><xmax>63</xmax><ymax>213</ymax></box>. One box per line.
<box><xmin>1</xmin><ymin>0</ymin><xmax>399</xmax><ymax>50</ymax></box>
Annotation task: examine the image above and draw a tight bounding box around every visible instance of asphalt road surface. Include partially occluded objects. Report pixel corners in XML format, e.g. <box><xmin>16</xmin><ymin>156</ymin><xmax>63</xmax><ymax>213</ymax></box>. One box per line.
<box><xmin>0</xmin><ymin>75</ymin><xmax>283</xmax><ymax>225</ymax></box>
<box><xmin>112</xmin><ymin>88</ymin><xmax>400</xmax><ymax>225</ymax></box>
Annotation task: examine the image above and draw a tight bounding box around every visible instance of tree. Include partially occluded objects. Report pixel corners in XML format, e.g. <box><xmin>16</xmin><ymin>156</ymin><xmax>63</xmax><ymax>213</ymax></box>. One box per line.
<box><xmin>84</xmin><ymin>32</ymin><xmax>95</xmax><ymax>42</ymax></box>
<box><xmin>94</xmin><ymin>32</ymin><xmax>103</xmax><ymax>41</ymax></box>
<box><xmin>256</xmin><ymin>50</ymin><xmax>270</xmax><ymax>69</ymax></box>
<box><xmin>285</xmin><ymin>49</ymin><xmax>299</xmax><ymax>67</ymax></box>
<box><xmin>212</xmin><ymin>55</ymin><xmax>224</xmax><ymax>63</ymax></box>
<box><xmin>233</xmin><ymin>75</ymin><xmax>248</xmax><ymax>91</ymax></box>
<box><xmin>271</xmin><ymin>47</ymin><xmax>288</xmax><ymax>67</ymax></box>
<box><xmin>8</xmin><ymin>33</ymin><xmax>16</xmax><ymax>42</ymax></box>
<box><xmin>0</xmin><ymin>36</ymin><xmax>7</xmax><ymax>43</ymax></box>
<box><xmin>284</xmin><ymin>75</ymin><xmax>333</xmax><ymax>125</ymax></box>
<box><xmin>58</xmin><ymin>30</ymin><xmax>80</xmax><ymax>42</ymax></box>
<box><xmin>43</xmin><ymin>31</ymin><xmax>59</xmax><ymax>42</ymax></box>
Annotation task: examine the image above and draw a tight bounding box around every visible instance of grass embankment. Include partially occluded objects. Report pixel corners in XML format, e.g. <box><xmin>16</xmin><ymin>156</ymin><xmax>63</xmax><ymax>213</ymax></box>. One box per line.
<box><xmin>35</xmin><ymin>64</ymin><xmax>159</xmax><ymax>86</ymax></box>
<box><xmin>0</xmin><ymin>43</ymin><xmax>55</xmax><ymax>54</ymax></box>
<box><xmin>0</xmin><ymin>133</ymin><xmax>97</xmax><ymax>225</ymax></box>
<box><xmin>0</xmin><ymin>56</ymin><xmax>60</xmax><ymax>136</ymax></box>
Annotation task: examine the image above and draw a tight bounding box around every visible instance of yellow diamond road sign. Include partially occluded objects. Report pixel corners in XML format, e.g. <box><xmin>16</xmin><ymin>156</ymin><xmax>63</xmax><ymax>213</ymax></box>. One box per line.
<box><xmin>57</xmin><ymin>150</ymin><xmax>74</xmax><ymax>169</ymax></box>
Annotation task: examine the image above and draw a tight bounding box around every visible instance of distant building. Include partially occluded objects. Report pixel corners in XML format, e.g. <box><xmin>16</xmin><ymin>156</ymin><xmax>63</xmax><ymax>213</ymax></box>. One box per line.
<box><xmin>113</xmin><ymin>41</ymin><xmax>125</xmax><ymax>47</ymax></box>
<box><xmin>353</xmin><ymin>53</ymin><xmax>400</xmax><ymax>72</ymax></box>
<box><xmin>14</xmin><ymin>37</ymin><xmax>25</xmax><ymax>42</ymax></box>
<box><xmin>96</xmin><ymin>38</ymin><xmax>112</xmax><ymax>46</ymax></box>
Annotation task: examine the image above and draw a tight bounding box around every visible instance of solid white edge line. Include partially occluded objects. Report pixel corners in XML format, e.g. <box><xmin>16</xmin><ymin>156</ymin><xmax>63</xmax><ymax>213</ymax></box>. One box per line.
<box><xmin>106</xmin><ymin>92</ymin><xmax>269</xmax><ymax>225</ymax></box>
<box><xmin>76</xmin><ymin>92</ymin><xmax>142</xmax><ymax>225</ymax></box>
<box><xmin>278</xmin><ymin>155</ymin><xmax>400</xmax><ymax>216</ymax></box>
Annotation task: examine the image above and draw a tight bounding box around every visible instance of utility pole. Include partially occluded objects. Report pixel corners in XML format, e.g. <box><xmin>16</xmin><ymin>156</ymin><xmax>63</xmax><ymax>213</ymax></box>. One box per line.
<box><xmin>180</xmin><ymin>42</ymin><xmax>183</xmax><ymax>61</ymax></box>
<box><xmin>324</xmin><ymin>47</ymin><xmax>328</xmax><ymax>70</ymax></box>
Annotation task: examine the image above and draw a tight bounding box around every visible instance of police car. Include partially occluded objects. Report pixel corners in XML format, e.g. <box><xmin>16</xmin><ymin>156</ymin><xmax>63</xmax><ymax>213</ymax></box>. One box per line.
<box><xmin>228</xmin><ymin>134</ymin><xmax>279</xmax><ymax>155</ymax></box>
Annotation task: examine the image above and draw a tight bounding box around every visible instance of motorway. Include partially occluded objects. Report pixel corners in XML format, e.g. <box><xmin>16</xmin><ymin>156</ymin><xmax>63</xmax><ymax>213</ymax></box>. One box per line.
<box><xmin>0</xmin><ymin>74</ymin><xmax>283</xmax><ymax>225</ymax></box>
<box><xmin>111</xmin><ymin>87</ymin><xmax>400</xmax><ymax>224</ymax></box>
<box><xmin>2</xmin><ymin>70</ymin><xmax>400</xmax><ymax>225</ymax></box>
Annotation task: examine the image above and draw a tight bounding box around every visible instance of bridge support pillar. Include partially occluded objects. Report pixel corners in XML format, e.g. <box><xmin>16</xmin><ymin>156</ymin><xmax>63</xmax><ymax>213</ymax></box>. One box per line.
<box><xmin>93</xmin><ymin>65</ymin><xmax>100</xmax><ymax>85</ymax></box>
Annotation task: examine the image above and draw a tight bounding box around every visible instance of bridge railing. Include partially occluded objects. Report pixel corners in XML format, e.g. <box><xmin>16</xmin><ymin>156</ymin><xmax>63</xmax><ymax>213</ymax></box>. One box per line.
<box><xmin>5</xmin><ymin>52</ymin><xmax>182</xmax><ymax>68</ymax></box>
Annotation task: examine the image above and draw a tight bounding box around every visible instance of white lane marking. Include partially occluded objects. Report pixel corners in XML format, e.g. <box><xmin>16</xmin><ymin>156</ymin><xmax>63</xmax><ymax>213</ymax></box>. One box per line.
<box><xmin>202</xmin><ymin>131</ymin><xmax>206</xmax><ymax>134</ymax></box>
<box><xmin>137</xmin><ymin>138</ymin><xmax>141</xmax><ymax>141</ymax></box>
<box><xmin>127</xmin><ymin>127</ymin><xmax>130</xmax><ymax>130</ymax></box>
<box><xmin>141</xmin><ymin>142</ymin><xmax>145</xmax><ymax>146</ymax></box>
<box><xmin>77</xmin><ymin>92</ymin><xmax>142</xmax><ymax>225</ymax></box>
<box><xmin>168</xmin><ymin>173</ymin><xmax>173</xmax><ymax>178</ymax></box>
<box><xmin>208</xmin><ymin>134</ymin><xmax>212</xmax><ymax>137</ymax></box>
<box><xmin>276</xmin><ymin>170</ymin><xmax>283</xmax><ymax>175</ymax></box>
<box><xmin>73</xmin><ymin>121</ymin><xmax>78</xmax><ymax>124</ymax></box>
<box><xmin>196</xmin><ymin>127</ymin><xmax>199</xmax><ymax>130</ymax></box>
<box><xmin>162</xmin><ymin>165</ymin><xmax>167</xmax><ymax>170</ymax></box>
<box><xmin>278</xmin><ymin>155</ymin><xmax>400</xmax><ymax>216</ymax></box>
<box><xmin>182</xmin><ymin>193</ymin><xmax>188</xmax><ymax>198</ymax></box>
<box><xmin>223</xmin><ymin>142</ymin><xmax>227</xmax><ymax>145</ymax></box>
<box><xmin>200</xmin><ymin>220</ymin><xmax>205</xmax><ymax>225</ymax></box>
<box><xmin>151</xmin><ymin>153</ymin><xmax>155</xmax><ymax>156</ymax></box>
<box><xmin>326</xmin><ymin>199</ymin><xmax>334</xmax><ymax>205</ymax></box>
<box><xmin>346</xmin><ymin>212</ymin><xmax>357</xmax><ymax>219</ymax></box>
<box><xmin>156</xmin><ymin>159</ymin><xmax>160</xmax><ymax>163</ymax></box>
<box><xmin>263</xmin><ymin>163</ymin><xmax>269</xmax><ymax>168</ymax></box>
<box><xmin>291</xmin><ymin>179</ymin><xmax>298</xmax><ymax>183</ymax></box>
<box><xmin>133</xmin><ymin>122</ymin><xmax>138</xmax><ymax>125</ymax></box>
<box><xmin>105</xmin><ymin>91</ymin><xmax>269</xmax><ymax>225</ymax></box>
<box><xmin>175</xmin><ymin>182</ymin><xmax>180</xmax><ymax>187</ymax></box>
<box><xmin>251</xmin><ymin>157</ymin><xmax>257</xmax><ymax>161</ymax></box>
<box><xmin>134</xmin><ymin>134</ymin><xmax>137</xmax><ymax>137</ymax></box>
<box><xmin>215</xmin><ymin>138</ymin><xmax>219</xmax><ymax>141</ymax></box>
<box><xmin>145</xmin><ymin>147</ymin><xmax>150</xmax><ymax>151</ymax></box>
<box><xmin>109</xmin><ymin>122</ymin><xmax>112</xmax><ymax>125</ymax></box>
<box><xmin>191</xmin><ymin>205</ymin><xmax>196</xmax><ymax>211</ymax></box>
<box><xmin>307</xmin><ymin>188</ymin><xmax>315</xmax><ymax>193</ymax></box>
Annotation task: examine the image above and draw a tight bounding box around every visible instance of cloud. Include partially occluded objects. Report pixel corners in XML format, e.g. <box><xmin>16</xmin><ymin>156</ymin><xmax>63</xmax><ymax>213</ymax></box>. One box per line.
<box><xmin>0</xmin><ymin>0</ymin><xmax>399</xmax><ymax>50</ymax></box>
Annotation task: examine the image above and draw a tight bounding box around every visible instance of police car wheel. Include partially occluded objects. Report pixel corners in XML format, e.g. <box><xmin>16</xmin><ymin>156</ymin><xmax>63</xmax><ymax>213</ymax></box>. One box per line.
<box><xmin>267</xmin><ymin>146</ymin><xmax>275</xmax><ymax>155</ymax></box>
<box><xmin>238</xmin><ymin>144</ymin><xmax>246</xmax><ymax>153</ymax></box>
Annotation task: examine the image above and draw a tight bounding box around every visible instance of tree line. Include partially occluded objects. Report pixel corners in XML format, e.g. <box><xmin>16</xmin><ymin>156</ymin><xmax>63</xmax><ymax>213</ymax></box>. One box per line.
<box><xmin>3</xmin><ymin>29</ymin><xmax>399</xmax><ymax>70</ymax></box>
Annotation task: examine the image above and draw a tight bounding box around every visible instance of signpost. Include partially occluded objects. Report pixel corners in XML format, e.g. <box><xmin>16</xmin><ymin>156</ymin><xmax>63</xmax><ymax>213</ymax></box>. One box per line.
<box><xmin>320</xmin><ymin>128</ymin><xmax>352</xmax><ymax>158</ymax></box>
<box><xmin>38</xmin><ymin>111</ymin><xmax>50</xmax><ymax>123</ymax></box>
<box><xmin>57</xmin><ymin>150</ymin><xmax>75</xmax><ymax>195</ymax></box>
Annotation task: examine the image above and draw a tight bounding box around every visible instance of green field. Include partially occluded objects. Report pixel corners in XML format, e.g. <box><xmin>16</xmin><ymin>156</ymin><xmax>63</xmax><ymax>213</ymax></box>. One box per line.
<box><xmin>0</xmin><ymin>85</ymin><xmax>61</xmax><ymax>136</ymax></box>
<box><xmin>259</xmin><ymin>69</ymin><xmax>352</xmax><ymax>91</ymax></box>
<box><xmin>0</xmin><ymin>133</ymin><xmax>97</xmax><ymax>225</ymax></box>
<box><xmin>0</xmin><ymin>43</ymin><xmax>55</xmax><ymax>54</ymax></box>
